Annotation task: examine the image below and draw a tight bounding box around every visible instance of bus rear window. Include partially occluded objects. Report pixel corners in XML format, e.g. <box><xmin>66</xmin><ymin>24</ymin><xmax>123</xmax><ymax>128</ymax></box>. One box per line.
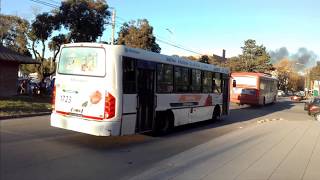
<box><xmin>234</xmin><ymin>76</ymin><xmax>256</xmax><ymax>87</ymax></box>
<box><xmin>58</xmin><ymin>47</ymin><xmax>106</xmax><ymax>77</ymax></box>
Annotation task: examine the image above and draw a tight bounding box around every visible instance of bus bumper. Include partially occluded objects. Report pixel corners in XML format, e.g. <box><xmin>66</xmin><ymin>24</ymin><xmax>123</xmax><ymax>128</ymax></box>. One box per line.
<box><xmin>50</xmin><ymin>112</ymin><xmax>121</xmax><ymax>136</ymax></box>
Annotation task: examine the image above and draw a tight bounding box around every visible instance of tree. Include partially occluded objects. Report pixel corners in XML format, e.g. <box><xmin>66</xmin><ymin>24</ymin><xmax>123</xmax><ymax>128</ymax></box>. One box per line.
<box><xmin>225</xmin><ymin>56</ymin><xmax>241</xmax><ymax>71</ymax></box>
<box><xmin>58</xmin><ymin>0</ymin><xmax>110</xmax><ymax>42</ymax></box>
<box><xmin>199</xmin><ymin>55</ymin><xmax>209</xmax><ymax>64</ymax></box>
<box><xmin>48</xmin><ymin>34</ymin><xmax>68</xmax><ymax>63</ymax></box>
<box><xmin>116</xmin><ymin>19</ymin><xmax>161</xmax><ymax>53</ymax></box>
<box><xmin>235</xmin><ymin>39</ymin><xmax>273</xmax><ymax>73</ymax></box>
<box><xmin>25</xmin><ymin>0</ymin><xmax>110</xmax><ymax>81</ymax></box>
<box><xmin>309</xmin><ymin>64</ymin><xmax>320</xmax><ymax>81</ymax></box>
<box><xmin>0</xmin><ymin>15</ymin><xmax>30</xmax><ymax>56</ymax></box>
<box><xmin>274</xmin><ymin>58</ymin><xmax>304</xmax><ymax>92</ymax></box>
<box><xmin>28</xmin><ymin>12</ymin><xmax>57</xmax><ymax>81</ymax></box>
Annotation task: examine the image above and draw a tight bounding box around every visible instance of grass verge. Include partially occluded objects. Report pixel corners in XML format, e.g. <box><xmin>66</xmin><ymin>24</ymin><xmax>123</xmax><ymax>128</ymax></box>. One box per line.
<box><xmin>0</xmin><ymin>95</ymin><xmax>52</xmax><ymax>117</ymax></box>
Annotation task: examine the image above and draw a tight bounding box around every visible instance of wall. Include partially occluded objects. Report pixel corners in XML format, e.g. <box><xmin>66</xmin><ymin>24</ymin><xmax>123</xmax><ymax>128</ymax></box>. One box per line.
<box><xmin>0</xmin><ymin>61</ymin><xmax>19</xmax><ymax>97</ymax></box>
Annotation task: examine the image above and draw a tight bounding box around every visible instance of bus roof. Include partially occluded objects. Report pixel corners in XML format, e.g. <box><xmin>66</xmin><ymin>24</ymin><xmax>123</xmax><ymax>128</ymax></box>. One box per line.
<box><xmin>61</xmin><ymin>43</ymin><xmax>230</xmax><ymax>74</ymax></box>
<box><xmin>231</xmin><ymin>72</ymin><xmax>277</xmax><ymax>80</ymax></box>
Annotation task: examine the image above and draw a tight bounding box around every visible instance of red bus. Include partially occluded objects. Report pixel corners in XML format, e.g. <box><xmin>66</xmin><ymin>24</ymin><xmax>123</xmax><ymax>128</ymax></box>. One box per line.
<box><xmin>230</xmin><ymin>72</ymin><xmax>278</xmax><ymax>105</ymax></box>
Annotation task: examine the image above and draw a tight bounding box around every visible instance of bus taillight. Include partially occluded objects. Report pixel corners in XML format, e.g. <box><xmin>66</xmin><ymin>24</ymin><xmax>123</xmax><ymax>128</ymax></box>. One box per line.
<box><xmin>105</xmin><ymin>92</ymin><xmax>116</xmax><ymax>119</ymax></box>
<box><xmin>52</xmin><ymin>85</ymin><xmax>56</xmax><ymax>110</ymax></box>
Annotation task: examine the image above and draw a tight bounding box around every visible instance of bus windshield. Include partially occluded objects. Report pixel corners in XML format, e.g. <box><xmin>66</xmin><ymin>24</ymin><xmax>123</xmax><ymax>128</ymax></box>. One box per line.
<box><xmin>58</xmin><ymin>47</ymin><xmax>106</xmax><ymax>77</ymax></box>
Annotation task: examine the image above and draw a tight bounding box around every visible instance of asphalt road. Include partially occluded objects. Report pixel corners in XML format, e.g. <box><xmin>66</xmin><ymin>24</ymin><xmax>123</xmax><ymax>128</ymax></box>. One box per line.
<box><xmin>0</xmin><ymin>98</ymin><xmax>313</xmax><ymax>180</ymax></box>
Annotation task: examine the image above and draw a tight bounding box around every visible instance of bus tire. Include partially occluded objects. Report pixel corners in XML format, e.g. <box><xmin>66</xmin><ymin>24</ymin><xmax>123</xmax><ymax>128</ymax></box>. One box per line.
<box><xmin>212</xmin><ymin>105</ymin><xmax>221</xmax><ymax>121</ymax></box>
<box><xmin>153</xmin><ymin>111</ymin><xmax>173</xmax><ymax>136</ymax></box>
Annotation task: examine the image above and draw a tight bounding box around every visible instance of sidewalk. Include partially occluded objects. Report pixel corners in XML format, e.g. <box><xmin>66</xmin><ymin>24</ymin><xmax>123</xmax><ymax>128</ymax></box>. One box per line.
<box><xmin>131</xmin><ymin>119</ymin><xmax>320</xmax><ymax>180</ymax></box>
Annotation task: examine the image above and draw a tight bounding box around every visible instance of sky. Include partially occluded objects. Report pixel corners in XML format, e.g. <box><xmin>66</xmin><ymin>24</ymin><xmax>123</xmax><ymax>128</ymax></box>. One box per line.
<box><xmin>2</xmin><ymin>0</ymin><xmax>320</xmax><ymax>59</ymax></box>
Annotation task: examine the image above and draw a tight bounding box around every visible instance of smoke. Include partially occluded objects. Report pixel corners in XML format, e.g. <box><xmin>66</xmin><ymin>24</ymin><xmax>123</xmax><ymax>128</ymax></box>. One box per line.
<box><xmin>270</xmin><ymin>47</ymin><xmax>289</xmax><ymax>63</ymax></box>
<box><xmin>270</xmin><ymin>47</ymin><xmax>318</xmax><ymax>71</ymax></box>
<box><xmin>291</xmin><ymin>48</ymin><xmax>317</xmax><ymax>68</ymax></box>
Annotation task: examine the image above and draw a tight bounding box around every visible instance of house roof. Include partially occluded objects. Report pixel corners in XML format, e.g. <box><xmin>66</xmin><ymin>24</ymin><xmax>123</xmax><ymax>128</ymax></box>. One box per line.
<box><xmin>0</xmin><ymin>45</ymin><xmax>39</xmax><ymax>64</ymax></box>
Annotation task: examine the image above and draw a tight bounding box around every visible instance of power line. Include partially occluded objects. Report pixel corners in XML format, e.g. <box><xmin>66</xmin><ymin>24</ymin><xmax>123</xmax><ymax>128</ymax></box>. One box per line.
<box><xmin>26</xmin><ymin>1</ymin><xmax>204</xmax><ymax>56</ymax></box>
<box><xmin>115</xmin><ymin>15</ymin><xmax>204</xmax><ymax>55</ymax></box>
<box><xmin>47</xmin><ymin>0</ymin><xmax>60</xmax><ymax>5</ymax></box>
<box><xmin>156</xmin><ymin>38</ymin><xmax>204</xmax><ymax>56</ymax></box>
<box><xmin>29</xmin><ymin>0</ymin><xmax>59</xmax><ymax>8</ymax></box>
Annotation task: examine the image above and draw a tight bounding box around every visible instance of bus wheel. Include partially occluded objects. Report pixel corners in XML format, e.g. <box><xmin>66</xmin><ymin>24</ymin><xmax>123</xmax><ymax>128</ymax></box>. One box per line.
<box><xmin>153</xmin><ymin>112</ymin><xmax>173</xmax><ymax>136</ymax></box>
<box><xmin>212</xmin><ymin>106</ymin><xmax>221</xmax><ymax>121</ymax></box>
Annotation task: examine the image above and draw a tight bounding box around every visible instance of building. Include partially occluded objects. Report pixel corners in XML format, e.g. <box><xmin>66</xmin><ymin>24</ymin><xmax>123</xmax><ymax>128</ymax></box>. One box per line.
<box><xmin>0</xmin><ymin>45</ymin><xmax>39</xmax><ymax>97</ymax></box>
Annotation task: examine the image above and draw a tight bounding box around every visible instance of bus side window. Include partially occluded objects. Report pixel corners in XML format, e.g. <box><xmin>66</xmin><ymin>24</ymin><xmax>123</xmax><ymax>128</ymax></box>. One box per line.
<box><xmin>202</xmin><ymin>71</ymin><xmax>212</xmax><ymax>93</ymax></box>
<box><xmin>157</xmin><ymin>64</ymin><xmax>173</xmax><ymax>93</ymax></box>
<box><xmin>213</xmin><ymin>73</ymin><xmax>221</xmax><ymax>93</ymax></box>
<box><xmin>123</xmin><ymin>57</ymin><xmax>136</xmax><ymax>94</ymax></box>
<box><xmin>191</xmin><ymin>69</ymin><xmax>201</xmax><ymax>93</ymax></box>
<box><xmin>174</xmin><ymin>66</ymin><xmax>189</xmax><ymax>93</ymax></box>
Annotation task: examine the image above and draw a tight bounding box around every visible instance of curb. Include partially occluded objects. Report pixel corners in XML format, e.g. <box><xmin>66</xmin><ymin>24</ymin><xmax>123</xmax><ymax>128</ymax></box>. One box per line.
<box><xmin>0</xmin><ymin>112</ymin><xmax>52</xmax><ymax>120</ymax></box>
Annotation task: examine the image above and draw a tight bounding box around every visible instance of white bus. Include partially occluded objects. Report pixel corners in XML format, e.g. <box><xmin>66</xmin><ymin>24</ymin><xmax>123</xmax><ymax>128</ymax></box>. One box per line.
<box><xmin>51</xmin><ymin>43</ymin><xmax>230</xmax><ymax>136</ymax></box>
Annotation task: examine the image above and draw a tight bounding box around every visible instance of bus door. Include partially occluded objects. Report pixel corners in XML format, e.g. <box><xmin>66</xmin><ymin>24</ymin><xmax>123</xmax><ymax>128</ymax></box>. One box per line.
<box><xmin>136</xmin><ymin>61</ymin><xmax>156</xmax><ymax>133</ymax></box>
<box><xmin>222</xmin><ymin>74</ymin><xmax>230</xmax><ymax>115</ymax></box>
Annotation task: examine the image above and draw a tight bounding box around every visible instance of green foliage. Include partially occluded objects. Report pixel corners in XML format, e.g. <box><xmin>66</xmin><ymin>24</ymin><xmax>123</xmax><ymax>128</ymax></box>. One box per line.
<box><xmin>199</xmin><ymin>55</ymin><xmax>209</xmax><ymax>64</ymax></box>
<box><xmin>116</xmin><ymin>19</ymin><xmax>161</xmax><ymax>53</ymax></box>
<box><xmin>58</xmin><ymin>0</ymin><xmax>110</xmax><ymax>42</ymax></box>
<box><xmin>274</xmin><ymin>58</ymin><xmax>305</xmax><ymax>92</ymax></box>
<box><xmin>30</xmin><ymin>13</ymin><xmax>56</xmax><ymax>42</ymax></box>
<box><xmin>48</xmin><ymin>34</ymin><xmax>68</xmax><ymax>62</ymax></box>
<box><xmin>19</xmin><ymin>59</ymin><xmax>55</xmax><ymax>76</ymax></box>
<box><xmin>27</xmin><ymin>0</ymin><xmax>110</xmax><ymax>81</ymax></box>
<box><xmin>225</xmin><ymin>56</ymin><xmax>241</xmax><ymax>71</ymax></box>
<box><xmin>232</xmin><ymin>39</ymin><xmax>273</xmax><ymax>73</ymax></box>
<box><xmin>19</xmin><ymin>64</ymin><xmax>37</xmax><ymax>75</ymax></box>
<box><xmin>309</xmin><ymin>64</ymin><xmax>320</xmax><ymax>81</ymax></box>
<box><xmin>0</xmin><ymin>15</ymin><xmax>30</xmax><ymax>56</ymax></box>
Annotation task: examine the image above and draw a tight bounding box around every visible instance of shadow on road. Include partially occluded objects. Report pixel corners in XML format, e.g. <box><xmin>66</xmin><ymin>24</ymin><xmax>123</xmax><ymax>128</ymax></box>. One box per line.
<box><xmin>51</xmin><ymin>99</ymin><xmax>298</xmax><ymax>151</ymax></box>
<box><xmin>163</xmin><ymin>99</ymin><xmax>296</xmax><ymax>137</ymax></box>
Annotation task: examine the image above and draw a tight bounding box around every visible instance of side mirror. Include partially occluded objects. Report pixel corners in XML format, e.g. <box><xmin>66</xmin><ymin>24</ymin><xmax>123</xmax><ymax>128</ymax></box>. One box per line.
<box><xmin>232</xmin><ymin>80</ymin><xmax>236</xmax><ymax>87</ymax></box>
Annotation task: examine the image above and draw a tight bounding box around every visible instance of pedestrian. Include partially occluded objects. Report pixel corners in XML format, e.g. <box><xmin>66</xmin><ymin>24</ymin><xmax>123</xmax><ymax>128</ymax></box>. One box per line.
<box><xmin>20</xmin><ymin>80</ymin><xmax>27</xmax><ymax>95</ymax></box>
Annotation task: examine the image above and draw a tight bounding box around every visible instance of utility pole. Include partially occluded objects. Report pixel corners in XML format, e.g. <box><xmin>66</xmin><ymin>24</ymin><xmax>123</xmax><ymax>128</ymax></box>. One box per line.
<box><xmin>111</xmin><ymin>9</ymin><xmax>116</xmax><ymax>45</ymax></box>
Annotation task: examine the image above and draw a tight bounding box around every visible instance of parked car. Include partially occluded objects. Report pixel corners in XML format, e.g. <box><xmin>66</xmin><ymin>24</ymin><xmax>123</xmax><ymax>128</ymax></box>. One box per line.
<box><xmin>291</xmin><ymin>92</ymin><xmax>305</xmax><ymax>102</ymax></box>
<box><xmin>287</xmin><ymin>91</ymin><xmax>294</xmax><ymax>96</ymax></box>
<box><xmin>291</xmin><ymin>95</ymin><xmax>303</xmax><ymax>102</ymax></box>
<box><xmin>28</xmin><ymin>82</ymin><xmax>41</xmax><ymax>95</ymax></box>
<box><xmin>305</xmin><ymin>97</ymin><xmax>320</xmax><ymax>121</ymax></box>
<box><xmin>277</xmin><ymin>90</ymin><xmax>285</xmax><ymax>97</ymax></box>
